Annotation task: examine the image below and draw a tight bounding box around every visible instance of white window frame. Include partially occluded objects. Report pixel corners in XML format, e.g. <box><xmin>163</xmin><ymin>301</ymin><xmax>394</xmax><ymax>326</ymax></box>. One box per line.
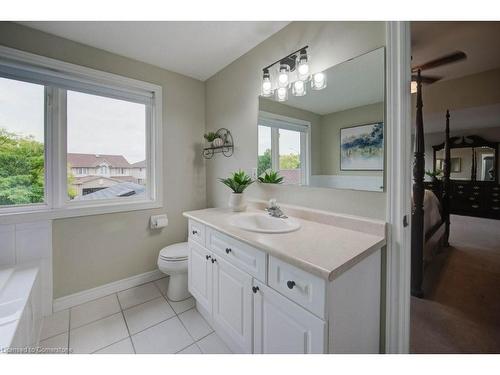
<box><xmin>0</xmin><ymin>46</ymin><xmax>163</xmax><ymax>222</ymax></box>
<box><xmin>258</xmin><ymin>111</ymin><xmax>311</xmax><ymax>185</ymax></box>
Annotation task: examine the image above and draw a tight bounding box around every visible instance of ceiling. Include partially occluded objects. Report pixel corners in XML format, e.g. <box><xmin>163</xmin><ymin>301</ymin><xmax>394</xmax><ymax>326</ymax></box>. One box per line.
<box><xmin>17</xmin><ymin>21</ymin><xmax>290</xmax><ymax>81</ymax></box>
<box><xmin>423</xmin><ymin>103</ymin><xmax>500</xmax><ymax>134</ymax></box>
<box><xmin>411</xmin><ymin>21</ymin><xmax>500</xmax><ymax>82</ymax></box>
<box><xmin>278</xmin><ymin>48</ymin><xmax>385</xmax><ymax>115</ymax></box>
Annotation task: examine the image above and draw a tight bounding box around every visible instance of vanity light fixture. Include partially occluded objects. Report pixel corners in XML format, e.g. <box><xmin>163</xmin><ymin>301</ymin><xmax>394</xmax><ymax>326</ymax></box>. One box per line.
<box><xmin>292</xmin><ymin>79</ymin><xmax>306</xmax><ymax>96</ymax></box>
<box><xmin>296</xmin><ymin>49</ymin><xmax>310</xmax><ymax>80</ymax></box>
<box><xmin>311</xmin><ymin>71</ymin><xmax>327</xmax><ymax>90</ymax></box>
<box><xmin>261</xmin><ymin>45</ymin><xmax>326</xmax><ymax>102</ymax></box>
<box><xmin>278</xmin><ymin>64</ymin><xmax>290</xmax><ymax>88</ymax></box>
<box><xmin>261</xmin><ymin>69</ymin><xmax>273</xmax><ymax>97</ymax></box>
<box><xmin>275</xmin><ymin>86</ymin><xmax>289</xmax><ymax>102</ymax></box>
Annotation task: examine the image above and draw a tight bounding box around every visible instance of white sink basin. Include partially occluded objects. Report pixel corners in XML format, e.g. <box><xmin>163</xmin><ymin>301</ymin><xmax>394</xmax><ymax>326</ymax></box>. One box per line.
<box><xmin>229</xmin><ymin>212</ymin><xmax>301</xmax><ymax>233</ymax></box>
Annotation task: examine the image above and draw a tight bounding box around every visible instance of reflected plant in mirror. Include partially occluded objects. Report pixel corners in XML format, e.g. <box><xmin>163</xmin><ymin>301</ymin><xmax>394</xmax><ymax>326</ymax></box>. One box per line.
<box><xmin>257</xmin><ymin>47</ymin><xmax>385</xmax><ymax>192</ymax></box>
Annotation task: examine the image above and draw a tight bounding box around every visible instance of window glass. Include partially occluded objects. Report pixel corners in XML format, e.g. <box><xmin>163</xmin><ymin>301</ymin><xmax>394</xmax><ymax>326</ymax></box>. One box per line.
<box><xmin>0</xmin><ymin>77</ymin><xmax>45</xmax><ymax>206</ymax></box>
<box><xmin>66</xmin><ymin>90</ymin><xmax>147</xmax><ymax>201</ymax></box>
<box><xmin>258</xmin><ymin>125</ymin><xmax>272</xmax><ymax>176</ymax></box>
<box><xmin>278</xmin><ymin>128</ymin><xmax>301</xmax><ymax>185</ymax></box>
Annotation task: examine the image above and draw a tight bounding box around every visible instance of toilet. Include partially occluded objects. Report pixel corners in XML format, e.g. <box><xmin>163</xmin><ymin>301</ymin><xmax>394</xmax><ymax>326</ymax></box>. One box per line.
<box><xmin>157</xmin><ymin>242</ymin><xmax>190</xmax><ymax>301</ymax></box>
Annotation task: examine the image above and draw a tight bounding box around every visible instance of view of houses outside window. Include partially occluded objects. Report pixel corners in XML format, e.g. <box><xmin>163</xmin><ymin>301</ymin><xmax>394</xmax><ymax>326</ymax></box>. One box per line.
<box><xmin>66</xmin><ymin>90</ymin><xmax>147</xmax><ymax>201</ymax></box>
<box><xmin>0</xmin><ymin>76</ymin><xmax>147</xmax><ymax>207</ymax></box>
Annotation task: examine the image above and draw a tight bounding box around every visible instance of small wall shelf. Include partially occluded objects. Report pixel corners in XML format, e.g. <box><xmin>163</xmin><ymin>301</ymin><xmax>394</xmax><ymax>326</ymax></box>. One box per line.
<box><xmin>203</xmin><ymin>128</ymin><xmax>234</xmax><ymax>159</ymax></box>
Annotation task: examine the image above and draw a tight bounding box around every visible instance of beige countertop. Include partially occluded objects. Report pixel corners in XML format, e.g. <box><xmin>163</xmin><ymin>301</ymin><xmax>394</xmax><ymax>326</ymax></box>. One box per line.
<box><xmin>183</xmin><ymin>206</ymin><xmax>386</xmax><ymax>281</ymax></box>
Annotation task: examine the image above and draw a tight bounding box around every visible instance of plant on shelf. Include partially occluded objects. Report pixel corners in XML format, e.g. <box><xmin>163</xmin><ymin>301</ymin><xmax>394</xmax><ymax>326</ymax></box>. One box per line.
<box><xmin>425</xmin><ymin>169</ymin><xmax>443</xmax><ymax>182</ymax></box>
<box><xmin>218</xmin><ymin>170</ymin><xmax>254</xmax><ymax>212</ymax></box>
<box><xmin>204</xmin><ymin>131</ymin><xmax>223</xmax><ymax>148</ymax></box>
<box><xmin>258</xmin><ymin>169</ymin><xmax>284</xmax><ymax>184</ymax></box>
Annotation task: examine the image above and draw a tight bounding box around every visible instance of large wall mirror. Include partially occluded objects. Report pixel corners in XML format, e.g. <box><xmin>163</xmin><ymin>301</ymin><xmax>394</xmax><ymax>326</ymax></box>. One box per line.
<box><xmin>257</xmin><ymin>47</ymin><xmax>385</xmax><ymax>192</ymax></box>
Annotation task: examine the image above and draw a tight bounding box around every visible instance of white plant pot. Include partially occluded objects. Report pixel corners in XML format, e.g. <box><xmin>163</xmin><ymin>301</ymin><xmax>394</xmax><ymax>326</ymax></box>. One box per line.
<box><xmin>212</xmin><ymin>138</ymin><xmax>224</xmax><ymax>148</ymax></box>
<box><xmin>228</xmin><ymin>192</ymin><xmax>246</xmax><ymax>212</ymax></box>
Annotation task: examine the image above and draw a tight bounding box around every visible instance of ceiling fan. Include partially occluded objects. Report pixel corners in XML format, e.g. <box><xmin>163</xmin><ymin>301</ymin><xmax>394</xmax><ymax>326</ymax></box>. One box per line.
<box><xmin>410</xmin><ymin>51</ymin><xmax>467</xmax><ymax>93</ymax></box>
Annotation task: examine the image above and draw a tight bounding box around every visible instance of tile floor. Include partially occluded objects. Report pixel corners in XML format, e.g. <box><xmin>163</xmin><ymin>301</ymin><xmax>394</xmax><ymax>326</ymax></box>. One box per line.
<box><xmin>38</xmin><ymin>278</ymin><xmax>232</xmax><ymax>354</ymax></box>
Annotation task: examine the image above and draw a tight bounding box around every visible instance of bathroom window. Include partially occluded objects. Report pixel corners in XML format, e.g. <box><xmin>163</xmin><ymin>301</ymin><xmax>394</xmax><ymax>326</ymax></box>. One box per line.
<box><xmin>0</xmin><ymin>77</ymin><xmax>46</xmax><ymax>208</ymax></box>
<box><xmin>0</xmin><ymin>46</ymin><xmax>163</xmax><ymax>218</ymax></box>
<box><xmin>258</xmin><ymin>112</ymin><xmax>310</xmax><ymax>185</ymax></box>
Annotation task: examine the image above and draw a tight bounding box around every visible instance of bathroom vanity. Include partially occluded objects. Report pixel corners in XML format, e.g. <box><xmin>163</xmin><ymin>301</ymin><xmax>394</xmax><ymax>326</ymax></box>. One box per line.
<box><xmin>183</xmin><ymin>203</ymin><xmax>386</xmax><ymax>354</ymax></box>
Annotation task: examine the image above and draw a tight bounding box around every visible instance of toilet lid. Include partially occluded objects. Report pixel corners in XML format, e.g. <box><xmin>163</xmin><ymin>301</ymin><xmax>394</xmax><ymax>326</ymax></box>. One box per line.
<box><xmin>159</xmin><ymin>242</ymin><xmax>188</xmax><ymax>261</ymax></box>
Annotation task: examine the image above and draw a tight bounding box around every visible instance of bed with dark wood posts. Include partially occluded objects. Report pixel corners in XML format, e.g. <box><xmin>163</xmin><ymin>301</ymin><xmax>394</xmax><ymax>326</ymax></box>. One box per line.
<box><xmin>411</xmin><ymin>70</ymin><xmax>451</xmax><ymax>298</ymax></box>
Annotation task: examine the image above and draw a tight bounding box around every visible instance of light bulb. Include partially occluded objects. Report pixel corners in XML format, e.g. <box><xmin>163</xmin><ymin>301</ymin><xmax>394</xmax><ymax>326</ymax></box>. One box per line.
<box><xmin>298</xmin><ymin>63</ymin><xmax>309</xmax><ymax>76</ymax></box>
<box><xmin>296</xmin><ymin>49</ymin><xmax>310</xmax><ymax>80</ymax></box>
<box><xmin>311</xmin><ymin>72</ymin><xmax>327</xmax><ymax>90</ymax></box>
<box><xmin>261</xmin><ymin>69</ymin><xmax>273</xmax><ymax>97</ymax></box>
<box><xmin>278</xmin><ymin>64</ymin><xmax>289</xmax><ymax>88</ymax></box>
<box><xmin>275</xmin><ymin>87</ymin><xmax>288</xmax><ymax>102</ymax></box>
<box><xmin>292</xmin><ymin>80</ymin><xmax>306</xmax><ymax>96</ymax></box>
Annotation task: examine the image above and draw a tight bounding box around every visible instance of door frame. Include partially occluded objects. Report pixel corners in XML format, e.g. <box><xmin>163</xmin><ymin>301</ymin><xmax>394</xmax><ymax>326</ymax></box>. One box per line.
<box><xmin>384</xmin><ymin>21</ymin><xmax>412</xmax><ymax>354</ymax></box>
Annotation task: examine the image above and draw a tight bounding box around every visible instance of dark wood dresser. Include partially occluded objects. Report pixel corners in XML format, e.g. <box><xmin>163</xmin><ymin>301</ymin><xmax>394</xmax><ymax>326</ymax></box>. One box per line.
<box><xmin>425</xmin><ymin>180</ymin><xmax>500</xmax><ymax>219</ymax></box>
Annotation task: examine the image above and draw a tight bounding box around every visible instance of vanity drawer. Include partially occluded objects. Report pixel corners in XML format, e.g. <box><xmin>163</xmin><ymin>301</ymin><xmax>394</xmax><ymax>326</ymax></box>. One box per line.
<box><xmin>206</xmin><ymin>228</ymin><xmax>267</xmax><ymax>282</ymax></box>
<box><xmin>188</xmin><ymin>220</ymin><xmax>206</xmax><ymax>246</ymax></box>
<box><xmin>268</xmin><ymin>256</ymin><xmax>326</xmax><ymax>319</ymax></box>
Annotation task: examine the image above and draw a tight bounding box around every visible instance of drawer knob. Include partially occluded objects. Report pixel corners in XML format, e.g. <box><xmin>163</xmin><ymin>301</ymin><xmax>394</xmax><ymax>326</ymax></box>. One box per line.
<box><xmin>211</xmin><ymin>258</ymin><xmax>217</xmax><ymax>263</ymax></box>
<box><xmin>287</xmin><ymin>280</ymin><xmax>296</xmax><ymax>289</ymax></box>
<box><xmin>252</xmin><ymin>286</ymin><xmax>259</xmax><ymax>294</ymax></box>
<box><xmin>205</xmin><ymin>255</ymin><xmax>211</xmax><ymax>260</ymax></box>
<box><xmin>225</xmin><ymin>248</ymin><xmax>232</xmax><ymax>254</ymax></box>
<box><xmin>192</xmin><ymin>230</ymin><xmax>198</xmax><ymax>235</ymax></box>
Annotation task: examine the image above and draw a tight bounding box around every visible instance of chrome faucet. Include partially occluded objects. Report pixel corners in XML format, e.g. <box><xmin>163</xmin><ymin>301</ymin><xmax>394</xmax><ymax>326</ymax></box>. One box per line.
<box><xmin>265</xmin><ymin>198</ymin><xmax>287</xmax><ymax>219</ymax></box>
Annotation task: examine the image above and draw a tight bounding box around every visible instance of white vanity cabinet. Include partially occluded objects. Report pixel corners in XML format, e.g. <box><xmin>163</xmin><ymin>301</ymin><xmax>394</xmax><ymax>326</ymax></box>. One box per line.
<box><xmin>187</xmin><ymin>218</ymin><xmax>381</xmax><ymax>354</ymax></box>
<box><xmin>253</xmin><ymin>280</ymin><xmax>326</xmax><ymax>354</ymax></box>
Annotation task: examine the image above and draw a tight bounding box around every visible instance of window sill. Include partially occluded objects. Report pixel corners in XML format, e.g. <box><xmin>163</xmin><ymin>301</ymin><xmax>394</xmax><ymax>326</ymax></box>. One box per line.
<box><xmin>0</xmin><ymin>199</ymin><xmax>163</xmax><ymax>224</ymax></box>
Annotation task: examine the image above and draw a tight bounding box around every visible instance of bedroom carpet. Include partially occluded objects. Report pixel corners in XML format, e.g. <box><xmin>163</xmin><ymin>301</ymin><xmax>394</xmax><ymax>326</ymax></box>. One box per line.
<box><xmin>410</xmin><ymin>214</ymin><xmax>500</xmax><ymax>353</ymax></box>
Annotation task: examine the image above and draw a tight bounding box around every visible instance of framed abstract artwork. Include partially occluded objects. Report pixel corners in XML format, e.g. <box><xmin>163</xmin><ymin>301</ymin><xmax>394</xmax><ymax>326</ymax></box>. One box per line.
<box><xmin>340</xmin><ymin>122</ymin><xmax>384</xmax><ymax>171</ymax></box>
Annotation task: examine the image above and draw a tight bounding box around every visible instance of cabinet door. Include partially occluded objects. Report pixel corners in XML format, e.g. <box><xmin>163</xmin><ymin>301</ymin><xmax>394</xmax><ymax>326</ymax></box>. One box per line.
<box><xmin>253</xmin><ymin>281</ymin><xmax>326</xmax><ymax>354</ymax></box>
<box><xmin>212</xmin><ymin>256</ymin><xmax>253</xmax><ymax>353</ymax></box>
<box><xmin>188</xmin><ymin>240</ymin><xmax>213</xmax><ymax>314</ymax></box>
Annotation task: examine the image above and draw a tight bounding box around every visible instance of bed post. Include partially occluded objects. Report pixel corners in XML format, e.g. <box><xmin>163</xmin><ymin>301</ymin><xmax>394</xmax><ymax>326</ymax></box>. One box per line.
<box><xmin>442</xmin><ymin>110</ymin><xmax>451</xmax><ymax>247</ymax></box>
<box><xmin>411</xmin><ymin>70</ymin><xmax>425</xmax><ymax>298</ymax></box>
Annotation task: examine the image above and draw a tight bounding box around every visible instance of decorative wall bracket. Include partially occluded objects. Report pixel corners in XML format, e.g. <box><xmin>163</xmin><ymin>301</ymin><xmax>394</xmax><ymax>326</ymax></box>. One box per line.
<box><xmin>203</xmin><ymin>128</ymin><xmax>234</xmax><ymax>159</ymax></box>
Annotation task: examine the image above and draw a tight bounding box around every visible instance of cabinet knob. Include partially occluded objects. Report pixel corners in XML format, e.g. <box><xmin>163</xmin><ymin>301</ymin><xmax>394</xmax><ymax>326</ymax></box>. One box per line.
<box><xmin>287</xmin><ymin>281</ymin><xmax>296</xmax><ymax>289</ymax></box>
<box><xmin>205</xmin><ymin>255</ymin><xmax>211</xmax><ymax>260</ymax></box>
<box><xmin>252</xmin><ymin>286</ymin><xmax>259</xmax><ymax>294</ymax></box>
<box><xmin>225</xmin><ymin>248</ymin><xmax>232</xmax><ymax>254</ymax></box>
<box><xmin>192</xmin><ymin>230</ymin><xmax>198</xmax><ymax>235</ymax></box>
<box><xmin>211</xmin><ymin>258</ymin><xmax>216</xmax><ymax>263</ymax></box>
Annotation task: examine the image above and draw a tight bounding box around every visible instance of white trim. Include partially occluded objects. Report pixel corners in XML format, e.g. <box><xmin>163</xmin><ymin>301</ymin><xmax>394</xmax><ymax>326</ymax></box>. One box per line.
<box><xmin>0</xmin><ymin>46</ymin><xmax>164</xmax><ymax>222</ymax></box>
<box><xmin>384</xmin><ymin>21</ymin><xmax>412</xmax><ymax>354</ymax></box>
<box><xmin>53</xmin><ymin>269</ymin><xmax>165</xmax><ymax>312</ymax></box>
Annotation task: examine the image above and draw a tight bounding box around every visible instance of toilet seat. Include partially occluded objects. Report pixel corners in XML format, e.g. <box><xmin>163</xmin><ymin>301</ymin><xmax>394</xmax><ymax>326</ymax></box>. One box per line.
<box><xmin>159</xmin><ymin>242</ymin><xmax>188</xmax><ymax>262</ymax></box>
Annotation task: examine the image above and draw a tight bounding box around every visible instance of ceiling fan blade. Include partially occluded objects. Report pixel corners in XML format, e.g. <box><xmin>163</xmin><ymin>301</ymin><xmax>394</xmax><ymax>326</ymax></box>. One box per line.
<box><xmin>411</xmin><ymin>51</ymin><xmax>467</xmax><ymax>72</ymax></box>
<box><xmin>411</xmin><ymin>74</ymin><xmax>442</xmax><ymax>84</ymax></box>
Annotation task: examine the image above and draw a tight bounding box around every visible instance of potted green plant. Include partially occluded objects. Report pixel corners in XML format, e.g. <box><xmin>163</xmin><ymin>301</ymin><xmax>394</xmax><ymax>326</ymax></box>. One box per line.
<box><xmin>218</xmin><ymin>170</ymin><xmax>254</xmax><ymax>211</ymax></box>
<box><xmin>258</xmin><ymin>170</ymin><xmax>284</xmax><ymax>184</ymax></box>
<box><xmin>204</xmin><ymin>131</ymin><xmax>223</xmax><ymax>147</ymax></box>
<box><xmin>425</xmin><ymin>169</ymin><xmax>443</xmax><ymax>183</ymax></box>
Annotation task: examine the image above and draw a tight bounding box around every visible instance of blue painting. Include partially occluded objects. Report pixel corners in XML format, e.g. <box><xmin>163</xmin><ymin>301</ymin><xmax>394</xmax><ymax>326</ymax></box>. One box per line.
<box><xmin>340</xmin><ymin>122</ymin><xmax>384</xmax><ymax>171</ymax></box>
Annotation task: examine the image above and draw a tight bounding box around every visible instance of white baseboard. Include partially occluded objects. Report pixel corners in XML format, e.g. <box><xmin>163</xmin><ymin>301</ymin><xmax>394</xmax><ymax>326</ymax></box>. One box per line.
<box><xmin>53</xmin><ymin>269</ymin><xmax>165</xmax><ymax>312</ymax></box>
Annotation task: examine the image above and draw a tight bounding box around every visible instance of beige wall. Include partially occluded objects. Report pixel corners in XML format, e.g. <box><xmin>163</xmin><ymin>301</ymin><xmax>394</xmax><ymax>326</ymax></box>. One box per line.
<box><xmin>411</xmin><ymin>68</ymin><xmax>500</xmax><ymax>116</ymax></box>
<box><xmin>206</xmin><ymin>22</ymin><xmax>387</xmax><ymax>219</ymax></box>
<box><xmin>320</xmin><ymin>102</ymin><xmax>384</xmax><ymax>176</ymax></box>
<box><xmin>0</xmin><ymin>22</ymin><xmax>206</xmax><ymax>298</ymax></box>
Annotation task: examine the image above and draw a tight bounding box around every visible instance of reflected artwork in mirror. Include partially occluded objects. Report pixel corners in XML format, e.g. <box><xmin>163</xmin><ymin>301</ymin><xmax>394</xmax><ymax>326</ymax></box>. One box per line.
<box><xmin>257</xmin><ymin>47</ymin><xmax>385</xmax><ymax>192</ymax></box>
